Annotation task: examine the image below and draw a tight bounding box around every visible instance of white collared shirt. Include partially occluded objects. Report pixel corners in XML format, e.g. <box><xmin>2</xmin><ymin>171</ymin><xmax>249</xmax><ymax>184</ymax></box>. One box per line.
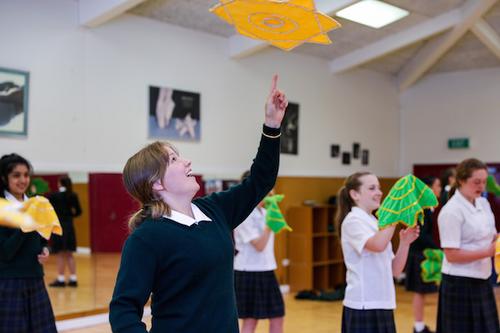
<box><xmin>438</xmin><ymin>190</ymin><xmax>497</xmax><ymax>279</ymax></box>
<box><xmin>234</xmin><ymin>207</ymin><xmax>277</xmax><ymax>272</ymax></box>
<box><xmin>4</xmin><ymin>190</ymin><xmax>28</xmax><ymax>204</ymax></box>
<box><xmin>341</xmin><ymin>207</ymin><xmax>396</xmax><ymax>310</ymax></box>
<box><xmin>164</xmin><ymin>203</ymin><xmax>212</xmax><ymax>226</ymax></box>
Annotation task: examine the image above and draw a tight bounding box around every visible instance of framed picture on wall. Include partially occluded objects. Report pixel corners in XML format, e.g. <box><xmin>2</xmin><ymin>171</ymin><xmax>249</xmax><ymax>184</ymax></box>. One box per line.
<box><xmin>352</xmin><ymin>142</ymin><xmax>360</xmax><ymax>159</ymax></box>
<box><xmin>280</xmin><ymin>102</ymin><xmax>299</xmax><ymax>155</ymax></box>
<box><xmin>342</xmin><ymin>152</ymin><xmax>351</xmax><ymax>165</ymax></box>
<box><xmin>148</xmin><ymin>85</ymin><xmax>201</xmax><ymax>141</ymax></box>
<box><xmin>362</xmin><ymin>149</ymin><xmax>369</xmax><ymax>165</ymax></box>
<box><xmin>0</xmin><ymin>67</ymin><xmax>29</xmax><ymax>137</ymax></box>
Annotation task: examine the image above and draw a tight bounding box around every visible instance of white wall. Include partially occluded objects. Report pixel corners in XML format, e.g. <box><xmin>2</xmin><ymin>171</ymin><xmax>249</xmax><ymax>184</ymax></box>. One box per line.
<box><xmin>0</xmin><ymin>0</ymin><xmax>401</xmax><ymax>178</ymax></box>
<box><xmin>400</xmin><ymin>67</ymin><xmax>500</xmax><ymax>174</ymax></box>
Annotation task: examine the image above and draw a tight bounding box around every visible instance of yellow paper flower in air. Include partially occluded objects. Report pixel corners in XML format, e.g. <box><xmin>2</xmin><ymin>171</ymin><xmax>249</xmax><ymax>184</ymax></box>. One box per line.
<box><xmin>210</xmin><ymin>0</ymin><xmax>341</xmax><ymax>51</ymax></box>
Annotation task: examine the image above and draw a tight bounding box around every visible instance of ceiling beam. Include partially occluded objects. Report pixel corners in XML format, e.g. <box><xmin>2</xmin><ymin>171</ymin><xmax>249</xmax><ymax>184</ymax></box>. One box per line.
<box><xmin>78</xmin><ymin>0</ymin><xmax>147</xmax><ymax>28</ymax></box>
<box><xmin>471</xmin><ymin>18</ymin><xmax>500</xmax><ymax>60</ymax></box>
<box><xmin>228</xmin><ymin>0</ymin><xmax>357</xmax><ymax>59</ymax></box>
<box><xmin>329</xmin><ymin>8</ymin><xmax>463</xmax><ymax>73</ymax></box>
<box><xmin>397</xmin><ymin>0</ymin><xmax>499</xmax><ymax>91</ymax></box>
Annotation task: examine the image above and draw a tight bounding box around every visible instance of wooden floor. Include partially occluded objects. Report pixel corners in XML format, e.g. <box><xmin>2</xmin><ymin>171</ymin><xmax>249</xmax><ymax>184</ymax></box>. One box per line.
<box><xmin>45</xmin><ymin>254</ymin><xmax>500</xmax><ymax>333</ymax></box>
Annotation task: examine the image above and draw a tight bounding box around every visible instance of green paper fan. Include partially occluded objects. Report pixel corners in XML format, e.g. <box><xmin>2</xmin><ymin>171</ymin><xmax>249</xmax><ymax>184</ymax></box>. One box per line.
<box><xmin>487</xmin><ymin>175</ymin><xmax>500</xmax><ymax>196</ymax></box>
<box><xmin>421</xmin><ymin>248</ymin><xmax>444</xmax><ymax>283</ymax></box>
<box><xmin>263</xmin><ymin>194</ymin><xmax>292</xmax><ymax>234</ymax></box>
<box><xmin>28</xmin><ymin>178</ymin><xmax>50</xmax><ymax>196</ymax></box>
<box><xmin>376</xmin><ymin>174</ymin><xmax>438</xmax><ymax>228</ymax></box>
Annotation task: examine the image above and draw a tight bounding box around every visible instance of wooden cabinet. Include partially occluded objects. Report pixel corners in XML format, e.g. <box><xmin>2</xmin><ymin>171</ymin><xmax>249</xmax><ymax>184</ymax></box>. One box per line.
<box><xmin>287</xmin><ymin>205</ymin><xmax>345</xmax><ymax>291</ymax></box>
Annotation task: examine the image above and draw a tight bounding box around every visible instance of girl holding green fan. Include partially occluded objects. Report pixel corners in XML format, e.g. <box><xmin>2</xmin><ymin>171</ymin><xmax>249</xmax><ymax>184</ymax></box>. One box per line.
<box><xmin>336</xmin><ymin>172</ymin><xmax>419</xmax><ymax>333</ymax></box>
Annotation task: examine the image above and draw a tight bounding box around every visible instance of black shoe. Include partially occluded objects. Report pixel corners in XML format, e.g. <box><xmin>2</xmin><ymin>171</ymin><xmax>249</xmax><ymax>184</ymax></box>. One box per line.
<box><xmin>49</xmin><ymin>280</ymin><xmax>66</xmax><ymax>287</ymax></box>
<box><xmin>414</xmin><ymin>326</ymin><xmax>434</xmax><ymax>333</ymax></box>
<box><xmin>67</xmin><ymin>280</ymin><xmax>78</xmax><ymax>287</ymax></box>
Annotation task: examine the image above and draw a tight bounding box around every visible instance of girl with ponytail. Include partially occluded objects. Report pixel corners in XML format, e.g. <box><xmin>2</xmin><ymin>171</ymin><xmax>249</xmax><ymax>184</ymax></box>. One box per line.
<box><xmin>109</xmin><ymin>75</ymin><xmax>288</xmax><ymax>333</ymax></box>
<box><xmin>337</xmin><ymin>172</ymin><xmax>419</xmax><ymax>333</ymax></box>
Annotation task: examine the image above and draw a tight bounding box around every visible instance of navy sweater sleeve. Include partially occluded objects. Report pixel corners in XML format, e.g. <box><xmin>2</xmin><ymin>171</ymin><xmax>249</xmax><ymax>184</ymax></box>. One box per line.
<box><xmin>197</xmin><ymin>125</ymin><xmax>280</xmax><ymax>230</ymax></box>
<box><xmin>109</xmin><ymin>233</ymin><xmax>156</xmax><ymax>333</ymax></box>
<box><xmin>0</xmin><ymin>227</ymin><xmax>28</xmax><ymax>261</ymax></box>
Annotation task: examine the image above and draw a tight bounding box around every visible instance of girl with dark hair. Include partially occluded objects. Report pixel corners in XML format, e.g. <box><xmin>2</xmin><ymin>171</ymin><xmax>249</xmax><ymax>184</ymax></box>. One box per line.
<box><xmin>0</xmin><ymin>153</ymin><xmax>57</xmax><ymax>333</ymax></box>
<box><xmin>109</xmin><ymin>75</ymin><xmax>287</xmax><ymax>333</ymax></box>
<box><xmin>437</xmin><ymin>158</ymin><xmax>499</xmax><ymax>333</ymax></box>
<box><xmin>336</xmin><ymin>172</ymin><xmax>419</xmax><ymax>333</ymax></box>
<box><xmin>47</xmin><ymin>176</ymin><xmax>82</xmax><ymax>287</ymax></box>
<box><xmin>405</xmin><ymin>177</ymin><xmax>442</xmax><ymax>333</ymax></box>
<box><xmin>439</xmin><ymin>168</ymin><xmax>456</xmax><ymax>205</ymax></box>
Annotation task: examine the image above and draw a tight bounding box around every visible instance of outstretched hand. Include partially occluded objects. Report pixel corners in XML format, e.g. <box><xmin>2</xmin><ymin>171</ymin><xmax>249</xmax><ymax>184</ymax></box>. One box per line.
<box><xmin>265</xmin><ymin>74</ymin><xmax>288</xmax><ymax>128</ymax></box>
<box><xmin>399</xmin><ymin>225</ymin><xmax>420</xmax><ymax>246</ymax></box>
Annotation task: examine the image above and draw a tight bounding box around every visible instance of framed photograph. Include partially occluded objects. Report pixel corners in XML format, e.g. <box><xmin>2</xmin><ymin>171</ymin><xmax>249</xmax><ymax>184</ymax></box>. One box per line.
<box><xmin>362</xmin><ymin>149</ymin><xmax>369</xmax><ymax>165</ymax></box>
<box><xmin>280</xmin><ymin>102</ymin><xmax>299</xmax><ymax>155</ymax></box>
<box><xmin>342</xmin><ymin>152</ymin><xmax>351</xmax><ymax>165</ymax></box>
<box><xmin>330</xmin><ymin>144</ymin><xmax>340</xmax><ymax>158</ymax></box>
<box><xmin>148</xmin><ymin>85</ymin><xmax>201</xmax><ymax>141</ymax></box>
<box><xmin>352</xmin><ymin>142</ymin><xmax>360</xmax><ymax>159</ymax></box>
<box><xmin>0</xmin><ymin>67</ymin><xmax>29</xmax><ymax>137</ymax></box>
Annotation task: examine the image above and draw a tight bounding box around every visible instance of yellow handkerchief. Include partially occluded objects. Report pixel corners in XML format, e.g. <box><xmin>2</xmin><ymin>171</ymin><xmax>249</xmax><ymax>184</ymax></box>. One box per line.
<box><xmin>210</xmin><ymin>0</ymin><xmax>341</xmax><ymax>51</ymax></box>
<box><xmin>0</xmin><ymin>196</ymin><xmax>62</xmax><ymax>240</ymax></box>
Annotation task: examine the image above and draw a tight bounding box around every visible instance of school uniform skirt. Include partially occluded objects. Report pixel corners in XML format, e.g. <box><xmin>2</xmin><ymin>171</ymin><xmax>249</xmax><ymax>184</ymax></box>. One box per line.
<box><xmin>234</xmin><ymin>270</ymin><xmax>285</xmax><ymax>319</ymax></box>
<box><xmin>404</xmin><ymin>250</ymin><xmax>438</xmax><ymax>293</ymax></box>
<box><xmin>437</xmin><ymin>273</ymin><xmax>500</xmax><ymax>333</ymax></box>
<box><xmin>342</xmin><ymin>306</ymin><xmax>396</xmax><ymax>333</ymax></box>
<box><xmin>0</xmin><ymin>278</ymin><xmax>57</xmax><ymax>333</ymax></box>
<box><xmin>50</xmin><ymin>217</ymin><xmax>77</xmax><ymax>253</ymax></box>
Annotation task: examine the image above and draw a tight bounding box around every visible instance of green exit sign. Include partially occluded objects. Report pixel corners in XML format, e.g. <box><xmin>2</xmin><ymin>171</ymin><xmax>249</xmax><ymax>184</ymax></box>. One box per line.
<box><xmin>448</xmin><ymin>138</ymin><xmax>469</xmax><ymax>149</ymax></box>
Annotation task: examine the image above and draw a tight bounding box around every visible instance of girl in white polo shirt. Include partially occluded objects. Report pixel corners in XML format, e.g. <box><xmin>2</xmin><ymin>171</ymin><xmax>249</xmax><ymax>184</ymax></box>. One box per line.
<box><xmin>233</xmin><ymin>172</ymin><xmax>284</xmax><ymax>333</ymax></box>
<box><xmin>336</xmin><ymin>172</ymin><xmax>419</xmax><ymax>333</ymax></box>
<box><xmin>437</xmin><ymin>158</ymin><xmax>499</xmax><ymax>333</ymax></box>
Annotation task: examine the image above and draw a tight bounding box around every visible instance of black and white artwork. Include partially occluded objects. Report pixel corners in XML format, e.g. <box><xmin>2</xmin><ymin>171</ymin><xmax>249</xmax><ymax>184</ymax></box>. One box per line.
<box><xmin>342</xmin><ymin>152</ymin><xmax>351</xmax><ymax>165</ymax></box>
<box><xmin>149</xmin><ymin>86</ymin><xmax>201</xmax><ymax>141</ymax></box>
<box><xmin>280</xmin><ymin>102</ymin><xmax>299</xmax><ymax>155</ymax></box>
<box><xmin>362</xmin><ymin>149</ymin><xmax>369</xmax><ymax>165</ymax></box>
<box><xmin>353</xmin><ymin>142</ymin><xmax>360</xmax><ymax>159</ymax></box>
<box><xmin>0</xmin><ymin>67</ymin><xmax>29</xmax><ymax>137</ymax></box>
<box><xmin>330</xmin><ymin>144</ymin><xmax>340</xmax><ymax>158</ymax></box>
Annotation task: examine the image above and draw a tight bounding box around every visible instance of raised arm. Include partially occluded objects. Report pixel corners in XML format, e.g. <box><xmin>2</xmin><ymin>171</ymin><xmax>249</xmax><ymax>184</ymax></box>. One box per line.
<box><xmin>200</xmin><ymin>75</ymin><xmax>288</xmax><ymax>229</ymax></box>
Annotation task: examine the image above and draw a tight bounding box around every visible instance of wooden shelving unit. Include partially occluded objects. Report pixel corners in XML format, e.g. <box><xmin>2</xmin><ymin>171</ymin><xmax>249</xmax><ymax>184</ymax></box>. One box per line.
<box><xmin>287</xmin><ymin>205</ymin><xmax>346</xmax><ymax>292</ymax></box>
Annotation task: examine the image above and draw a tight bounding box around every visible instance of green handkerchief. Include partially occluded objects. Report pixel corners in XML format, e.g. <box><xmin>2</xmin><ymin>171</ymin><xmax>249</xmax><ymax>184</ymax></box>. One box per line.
<box><xmin>421</xmin><ymin>248</ymin><xmax>444</xmax><ymax>283</ymax></box>
<box><xmin>487</xmin><ymin>175</ymin><xmax>500</xmax><ymax>196</ymax></box>
<box><xmin>263</xmin><ymin>194</ymin><xmax>292</xmax><ymax>234</ymax></box>
<box><xmin>377</xmin><ymin>174</ymin><xmax>438</xmax><ymax>228</ymax></box>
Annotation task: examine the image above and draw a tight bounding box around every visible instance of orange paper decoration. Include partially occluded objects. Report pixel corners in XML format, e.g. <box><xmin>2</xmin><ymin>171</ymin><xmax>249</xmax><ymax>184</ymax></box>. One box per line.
<box><xmin>210</xmin><ymin>0</ymin><xmax>341</xmax><ymax>50</ymax></box>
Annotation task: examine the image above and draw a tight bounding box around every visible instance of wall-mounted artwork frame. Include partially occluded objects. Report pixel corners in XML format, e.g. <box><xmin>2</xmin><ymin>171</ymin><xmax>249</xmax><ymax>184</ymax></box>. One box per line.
<box><xmin>342</xmin><ymin>152</ymin><xmax>351</xmax><ymax>165</ymax></box>
<box><xmin>148</xmin><ymin>85</ymin><xmax>201</xmax><ymax>141</ymax></box>
<box><xmin>362</xmin><ymin>149</ymin><xmax>369</xmax><ymax>165</ymax></box>
<box><xmin>280</xmin><ymin>102</ymin><xmax>299</xmax><ymax>155</ymax></box>
<box><xmin>0</xmin><ymin>67</ymin><xmax>29</xmax><ymax>137</ymax></box>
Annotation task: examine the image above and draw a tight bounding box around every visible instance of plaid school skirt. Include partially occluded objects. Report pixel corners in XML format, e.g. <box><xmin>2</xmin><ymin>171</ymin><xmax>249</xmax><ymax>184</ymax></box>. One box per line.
<box><xmin>0</xmin><ymin>278</ymin><xmax>57</xmax><ymax>333</ymax></box>
<box><xmin>405</xmin><ymin>250</ymin><xmax>439</xmax><ymax>294</ymax></box>
<box><xmin>436</xmin><ymin>274</ymin><xmax>500</xmax><ymax>333</ymax></box>
<box><xmin>234</xmin><ymin>270</ymin><xmax>285</xmax><ymax>319</ymax></box>
<box><xmin>342</xmin><ymin>306</ymin><xmax>396</xmax><ymax>333</ymax></box>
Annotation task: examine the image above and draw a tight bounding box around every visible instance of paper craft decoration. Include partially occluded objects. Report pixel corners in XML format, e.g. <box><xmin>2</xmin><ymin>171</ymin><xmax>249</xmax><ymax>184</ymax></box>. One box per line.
<box><xmin>377</xmin><ymin>174</ymin><xmax>438</xmax><ymax>228</ymax></box>
<box><xmin>0</xmin><ymin>196</ymin><xmax>62</xmax><ymax>240</ymax></box>
<box><xmin>421</xmin><ymin>248</ymin><xmax>444</xmax><ymax>283</ymax></box>
<box><xmin>28</xmin><ymin>177</ymin><xmax>50</xmax><ymax>196</ymax></box>
<box><xmin>487</xmin><ymin>175</ymin><xmax>500</xmax><ymax>196</ymax></box>
<box><xmin>495</xmin><ymin>237</ymin><xmax>500</xmax><ymax>282</ymax></box>
<box><xmin>210</xmin><ymin>0</ymin><xmax>341</xmax><ymax>51</ymax></box>
<box><xmin>263</xmin><ymin>194</ymin><xmax>292</xmax><ymax>233</ymax></box>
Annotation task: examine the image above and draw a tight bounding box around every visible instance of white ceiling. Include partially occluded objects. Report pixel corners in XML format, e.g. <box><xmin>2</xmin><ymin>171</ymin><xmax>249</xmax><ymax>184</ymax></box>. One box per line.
<box><xmin>82</xmin><ymin>0</ymin><xmax>500</xmax><ymax>89</ymax></box>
